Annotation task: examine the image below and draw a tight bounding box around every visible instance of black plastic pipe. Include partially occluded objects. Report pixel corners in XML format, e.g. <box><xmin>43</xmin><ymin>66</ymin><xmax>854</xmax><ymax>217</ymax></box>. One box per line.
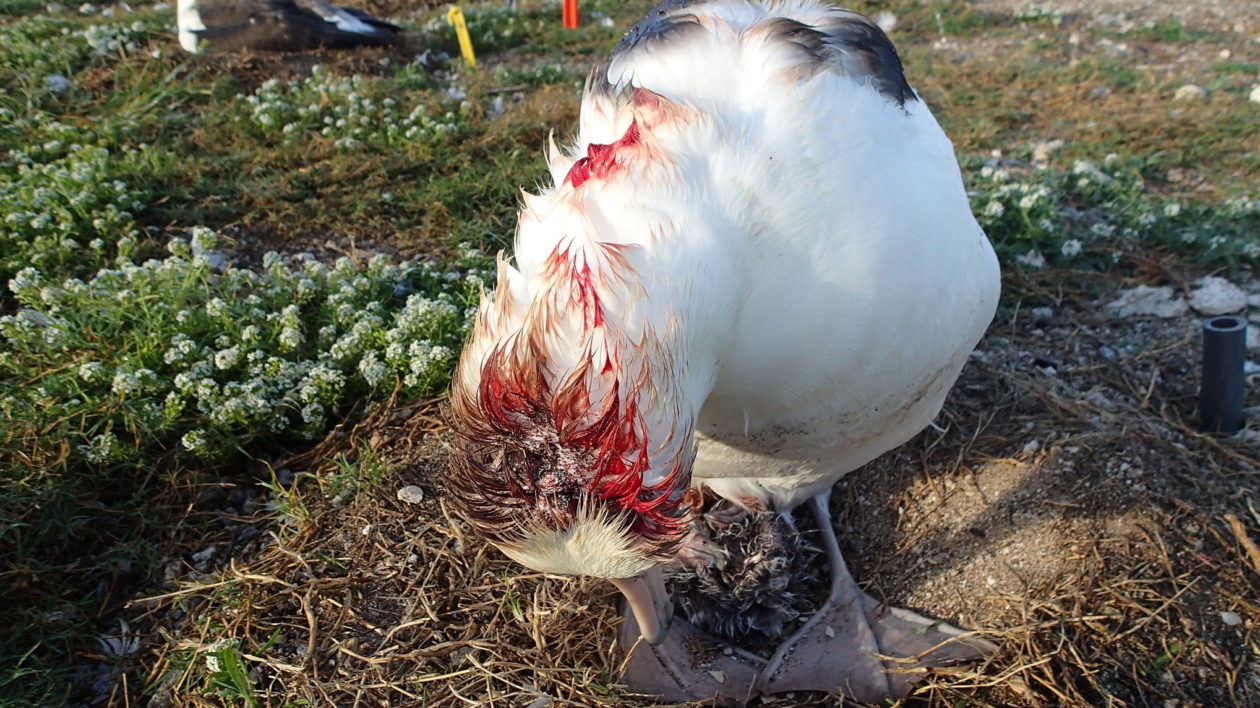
<box><xmin>1200</xmin><ymin>315</ymin><xmax>1246</xmax><ymax>433</ymax></box>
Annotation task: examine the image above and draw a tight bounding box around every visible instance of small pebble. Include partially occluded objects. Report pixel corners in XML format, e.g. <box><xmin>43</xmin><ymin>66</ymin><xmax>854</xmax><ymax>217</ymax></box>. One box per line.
<box><xmin>1032</xmin><ymin>140</ymin><xmax>1063</xmax><ymax>165</ymax></box>
<box><xmin>45</xmin><ymin>73</ymin><xmax>71</xmax><ymax>93</ymax></box>
<box><xmin>397</xmin><ymin>485</ymin><xmax>425</xmax><ymax>504</ymax></box>
<box><xmin>1220</xmin><ymin>611</ymin><xmax>1242</xmax><ymax>626</ymax></box>
<box><xmin>1173</xmin><ymin>84</ymin><xmax>1207</xmax><ymax>102</ymax></box>
<box><xmin>1189</xmin><ymin>276</ymin><xmax>1247</xmax><ymax>315</ymax></box>
<box><xmin>1106</xmin><ymin>285</ymin><xmax>1188</xmax><ymax>318</ymax></box>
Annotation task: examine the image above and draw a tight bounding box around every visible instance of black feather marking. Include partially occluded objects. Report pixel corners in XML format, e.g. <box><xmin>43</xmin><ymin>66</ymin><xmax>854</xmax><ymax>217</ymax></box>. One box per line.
<box><xmin>802</xmin><ymin>10</ymin><xmax>916</xmax><ymax>106</ymax></box>
<box><xmin>611</xmin><ymin>0</ymin><xmax>708</xmax><ymax>60</ymax></box>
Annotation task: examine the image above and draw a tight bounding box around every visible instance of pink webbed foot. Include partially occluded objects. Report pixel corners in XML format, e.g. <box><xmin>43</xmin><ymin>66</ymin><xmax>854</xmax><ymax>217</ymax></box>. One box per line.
<box><xmin>758</xmin><ymin>494</ymin><xmax>998</xmax><ymax>703</ymax></box>
<box><xmin>618</xmin><ymin>602</ymin><xmax>765</xmax><ymax>707</ymax></box>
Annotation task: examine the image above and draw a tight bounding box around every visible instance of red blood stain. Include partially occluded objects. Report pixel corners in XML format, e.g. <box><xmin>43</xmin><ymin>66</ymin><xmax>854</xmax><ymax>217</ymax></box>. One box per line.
<box><xmin>564</xmin><ymin>120</ymin><xmax>642</xmax><ymax>188</ymax></box>
<box><xmin>476</xmin><ymin>349</ymin><xmax>687</xmax><ymax>541</ymax></box>
<box><xmin>548</xmin><ymin>245</ymin><xmax>604</xmax><ymax>329</ymax></box>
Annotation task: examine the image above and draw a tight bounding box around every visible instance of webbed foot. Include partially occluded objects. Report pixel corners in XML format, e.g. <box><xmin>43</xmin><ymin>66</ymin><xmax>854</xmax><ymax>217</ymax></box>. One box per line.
<box><xmin>758</xmin><ymin>494</ymin><xmax>998</xmax><ymax>702</ymax></box>
<box><xmin>618</xmin><ymin>603</ymin><xmax>764</xmax><ymax>707</ymax></box>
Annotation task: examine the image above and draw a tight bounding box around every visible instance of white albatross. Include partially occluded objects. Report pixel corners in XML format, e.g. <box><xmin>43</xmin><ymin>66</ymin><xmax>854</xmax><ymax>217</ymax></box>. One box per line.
<box><xmin>445</xmin><ymin>0</ymin><xmax>1002</xmax><ymax>703</ymax></box>
<box><xmin>176</xmin><ymin>0</ymin><xmax>398</xmax><ymax>53</ymax></box>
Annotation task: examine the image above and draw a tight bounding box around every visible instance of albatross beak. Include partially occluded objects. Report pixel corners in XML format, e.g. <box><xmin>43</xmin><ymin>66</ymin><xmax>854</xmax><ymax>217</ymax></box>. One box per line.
<box><xmin>610</xmin><ymin>566</ymin><xmax>673</xmax><ymax>644</ymax></box>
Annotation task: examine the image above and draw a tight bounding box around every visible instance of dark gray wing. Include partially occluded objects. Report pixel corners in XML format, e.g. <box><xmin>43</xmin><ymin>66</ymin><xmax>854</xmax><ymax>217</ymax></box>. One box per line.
<box><xmin>813</xmin><ymin>10</ymin><xmax>915</xmax><ymax>106</ymax></box>
<box><xmin>612</xmin><ymin>0</ymin><xmax>709</xmax><ymax>57</ymax></box>
<box><xmin>754</xmin><ymin>11</ymin><xmax>914</xmax><ymax>106</ymax></box>
<box><xmin>194</xmin><ymin>0</ymin><xmax>396</xmax><ymax>51</ymax></box>
<box><xmin>610</xmin><ymin>1</ymin><xmax>915</xmax><ymax>107</ymax></box>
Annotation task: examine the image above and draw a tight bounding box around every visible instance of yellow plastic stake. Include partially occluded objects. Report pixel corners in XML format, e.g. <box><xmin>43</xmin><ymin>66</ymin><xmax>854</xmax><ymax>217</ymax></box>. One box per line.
<box><xmin>446</xmin><ymin>6</ymin><xmax>477</xmax><ymax>68</ymax></box>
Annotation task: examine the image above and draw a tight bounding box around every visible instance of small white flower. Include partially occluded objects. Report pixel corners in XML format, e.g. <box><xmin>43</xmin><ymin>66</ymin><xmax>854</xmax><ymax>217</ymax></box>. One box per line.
<box><xmin>9</xmin><ymin>268</ymin><xmax>42</xmax><ymax>297</ymax></box>
<box><xmin>983</xmin><ymin>200</ymin><xmax>1005</xmax><ymax>218</ymax></box>
<box><xmin>82</xmin><ymin>432</ymin><xmax>118</xmax><ymax>463</ymax></box>
<box><xmin>214</xmin><ymin>347</ymin><xmax>240</xmax><ymax>370</ymax></box>
<box><xmin>165</xmin><ymin>333</ymin><xmax>197</xmax><ymax>364</ymax></box>
<box><xmin>189</xmin><ymin>226</ymin><xmax>218</xmax><ymax>254</ymax></box>
<box><xmin>279</xmin><ymin>327</ymin><xmax>303</xmax><ymax>351</ymax></box>
<box><xmin>181</xmin><ymin>429</ymin><xmax>209</xmax><ymax>452</ymax></box>
<box><xmin>205</xmin><ymin>297</ymin><xmax>229</xmax><ymax>317</ymax></box>
<box><xmin>79</xmin><ymin>361</ymin><xmax>104</xmax><ymax>381</ymax></box>
<box><xmin>1060</xmin><ymin>239</ymin><xmax>1082</xmax><ymax>257</ymax></box>
<box><xmin>358</xmin><ymin>352</ymin><xmax>388</xmax><ymax>386</ymax></box>
<box><xmin>300</xmin><ymin>402</ymin><xmax>324</xmax><ymax>424</ymax></box>
<box><xmin>1016</xmin><ymin>249</ymin><xmax>1046</xmax><ymax>269</ymax></box>
<box><xmin>112</xmin><ymin>368</ymin><xmax>151</xmax><ymax>395</ymax></box>
<box><xmin>1089</xmin><ymin>222</ymin><xmax>1114</xmax><ymax>238</ymax></box>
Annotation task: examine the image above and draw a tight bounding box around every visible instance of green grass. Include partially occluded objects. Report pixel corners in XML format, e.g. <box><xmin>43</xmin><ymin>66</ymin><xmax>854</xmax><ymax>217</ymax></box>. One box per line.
<box><xmin>1</xmin><ymin>0</ymin><xmax>1258</xmax><ymax>703</ymax></box>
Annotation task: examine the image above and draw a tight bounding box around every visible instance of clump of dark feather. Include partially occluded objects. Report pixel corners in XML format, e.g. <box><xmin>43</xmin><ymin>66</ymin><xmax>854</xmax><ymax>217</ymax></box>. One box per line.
<box><xmin>666</xmin><ymin>504</ymin><xmax>817</xmax><ymax>642</ymax></box>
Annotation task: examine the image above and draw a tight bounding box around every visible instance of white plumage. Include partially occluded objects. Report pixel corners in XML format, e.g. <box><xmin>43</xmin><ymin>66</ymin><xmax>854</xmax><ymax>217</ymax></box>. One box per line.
<box><xmin>447</xmin><ymin>0</ymin><xmax>1001</xmax><ymax>702</ymax></box>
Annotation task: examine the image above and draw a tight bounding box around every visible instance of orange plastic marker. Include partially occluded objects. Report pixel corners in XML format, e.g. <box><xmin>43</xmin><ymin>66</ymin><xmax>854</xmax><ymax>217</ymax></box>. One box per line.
<box><xmin>562</xmin><ymin>0</ymin><xmax>578</xmax><ymax>29</ymax></box>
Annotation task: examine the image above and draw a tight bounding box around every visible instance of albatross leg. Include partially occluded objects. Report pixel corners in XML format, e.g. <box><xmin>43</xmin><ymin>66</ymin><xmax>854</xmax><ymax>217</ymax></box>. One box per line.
<box><xmin>758</xmin><ymin>492</ymin><xmax>997</xmax><ymax>702</ymax></box>
<box><xmin>615</xmin><ymin>567</ymin><xmax>765</xmax><ymax>706</ymax></box>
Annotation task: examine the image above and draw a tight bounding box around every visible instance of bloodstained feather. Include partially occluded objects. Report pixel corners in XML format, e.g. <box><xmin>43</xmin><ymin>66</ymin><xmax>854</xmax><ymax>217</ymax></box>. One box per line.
<box><xmin>448</xmin><ymin>345</ymin><xmax>687</xmax><ymax>551</ymax></box>
<box><xmin>564</xmin><ymin>120</ymin><xmax>642</xmax><ymax>188</ymax></box>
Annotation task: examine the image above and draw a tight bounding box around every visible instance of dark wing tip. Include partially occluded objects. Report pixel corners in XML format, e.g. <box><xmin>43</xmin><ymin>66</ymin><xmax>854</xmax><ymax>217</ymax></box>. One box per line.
<box><xmin>611</xmin><ymin>0</ymin><xmax>708</xmax><ymax>62</ymax></box>
<box><xmin>815</xmin><ymin>11</ymin><xmax>916</xmax><ymax>106</ymax></box>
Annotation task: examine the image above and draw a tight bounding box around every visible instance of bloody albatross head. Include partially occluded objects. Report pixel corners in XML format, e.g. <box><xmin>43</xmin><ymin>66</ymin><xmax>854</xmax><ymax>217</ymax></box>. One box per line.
<box><xmin>446</xmin><ymin>327</ymin><xmax>693</xmax><ymax>580</ymax></box>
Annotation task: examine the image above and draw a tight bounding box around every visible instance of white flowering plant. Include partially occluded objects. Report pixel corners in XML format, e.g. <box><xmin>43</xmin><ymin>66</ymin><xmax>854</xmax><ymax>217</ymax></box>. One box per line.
<box><xmin>1</xmin><ymin>228</ymin><xmax>485</xmax><ymax>471</ymax></box>
<box><xmin>239</xmin><ymin>64</ymin><xmax>467</xmax><ymax>148</ymax></box>
<box><xmin>0</xmin><ymin>15</ymin><xmax>163</xmax><ymax>96</ymax></box>
<box><xmin>0</xmin><ymin>142</ymin><xmax>154</xmax><ymax>286</ymax></box>
<box><xmin>419</xmin><ymin>3</ymin><xmax>540</xmax><ymax>57</ymax></box>
<box><xmin>965</xmin><ymin>152</ymin><xmax>1260</xmax><ymax>268</ymax></box>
